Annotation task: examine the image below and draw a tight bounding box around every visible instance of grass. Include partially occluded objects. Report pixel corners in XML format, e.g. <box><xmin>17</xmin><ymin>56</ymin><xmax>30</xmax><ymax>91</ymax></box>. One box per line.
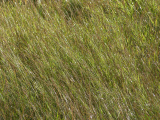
<box><xmin>0</xmin><ymin>0</ymin><xmax>160</xmax><ymax>119</ymax></box>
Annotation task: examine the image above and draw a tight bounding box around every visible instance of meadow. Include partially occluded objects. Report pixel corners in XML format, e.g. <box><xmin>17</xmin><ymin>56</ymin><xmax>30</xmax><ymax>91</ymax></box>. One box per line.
<box><xmin>0</xmin><ymin>0</ymin><xmax>160</xmax><ymax>119</ymax></box>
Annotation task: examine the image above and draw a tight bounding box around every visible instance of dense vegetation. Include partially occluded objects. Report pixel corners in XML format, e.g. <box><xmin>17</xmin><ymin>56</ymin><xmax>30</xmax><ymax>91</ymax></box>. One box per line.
<box><xmin>0</xmin><ymin>0</ymin><xmax>160</xmax><ymax>119</ymax></box>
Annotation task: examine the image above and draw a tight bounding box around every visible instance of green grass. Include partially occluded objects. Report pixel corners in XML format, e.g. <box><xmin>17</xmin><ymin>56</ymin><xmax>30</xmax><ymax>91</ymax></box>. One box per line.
<box><xmin>0</xmin><ymin>0</ymin><xmax>160</xmax><ymax>119</ymax></box>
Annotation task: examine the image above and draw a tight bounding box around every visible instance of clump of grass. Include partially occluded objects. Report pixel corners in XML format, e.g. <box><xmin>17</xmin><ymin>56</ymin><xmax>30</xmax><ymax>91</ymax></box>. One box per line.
<box><xmin>56</xmin><ymin>0</ymin><xmax>91</xmax><ymax>23</ymax></box>
<box><xmin>0</xmin><ymin>0</ymin><xmax>160</xmax><ymax>119</ymax></box>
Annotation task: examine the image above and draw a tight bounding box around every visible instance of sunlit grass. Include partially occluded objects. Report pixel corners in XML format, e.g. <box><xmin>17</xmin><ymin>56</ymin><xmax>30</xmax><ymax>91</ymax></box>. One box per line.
<box><xmin>0</xmin><ymin>0</ymin><xmax>160</xmax><ymax>119</ymax></box>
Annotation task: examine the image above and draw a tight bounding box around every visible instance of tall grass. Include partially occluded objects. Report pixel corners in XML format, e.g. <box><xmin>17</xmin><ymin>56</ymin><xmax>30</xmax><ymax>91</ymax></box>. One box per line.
<box><xmin>0</xmin><ymin>0</ymin><xmax>160</xmax><ymax>119</ymax></box>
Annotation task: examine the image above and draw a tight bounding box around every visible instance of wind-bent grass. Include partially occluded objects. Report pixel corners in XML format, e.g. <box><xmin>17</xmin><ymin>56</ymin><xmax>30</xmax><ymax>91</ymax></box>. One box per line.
<box><xmin>0</xmin><ymin>0</ymin><xmax>160</xmax><ymax>119</ymax></box>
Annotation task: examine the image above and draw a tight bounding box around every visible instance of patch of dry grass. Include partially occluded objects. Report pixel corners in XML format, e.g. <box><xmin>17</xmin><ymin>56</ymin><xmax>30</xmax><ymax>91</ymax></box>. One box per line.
<box><xmin>0</xmin><ymin>0</ymin><xmax>160</xmax><ymax>119</ymax></box>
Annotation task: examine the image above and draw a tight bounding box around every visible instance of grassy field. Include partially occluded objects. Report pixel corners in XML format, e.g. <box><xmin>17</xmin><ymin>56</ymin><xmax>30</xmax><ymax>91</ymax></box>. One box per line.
<box><xmin>0</xmin><ymin>0</ymin><xmax>160</xmax><ymax>119</ymax></box>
